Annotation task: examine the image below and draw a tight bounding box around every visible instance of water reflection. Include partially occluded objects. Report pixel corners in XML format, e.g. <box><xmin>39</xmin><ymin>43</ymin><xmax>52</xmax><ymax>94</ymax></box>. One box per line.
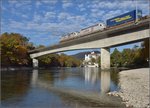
<box><xmin>84</xmin><ymin>67</ymin><xmax>99</xmax><ymax>84</ymax></box>
<box><xmin>38</xmin><ymin>70</ymin><xmax>55</xmax><ymax>84</ymax></box>
<box><xmin>31</xmin><ymin>68</ymin><xmax>117</xmax><ymax>94</ymax></box>
<box><xmin>101</xmin><ymin>71</ymin><xmax>110</xmax><ymax>94</ymax></box>
<box><xmin>1</xmin><ymin>71</ymin><xmax>31</xmax><ymax>100</ymax></box>
<box><xmin>83</xmin><ymin>67</ymin><xmax>111</xmax><ymax>94</ymax></box>
<box><xmin>1</xmin><ymin>68</ymin><xmax>120</xmax><ymax>107</ymax></box>
<box><xmin>31</xmin><ymin>69</ymin><xmax>38</xmax><ymax>86</ymax></box>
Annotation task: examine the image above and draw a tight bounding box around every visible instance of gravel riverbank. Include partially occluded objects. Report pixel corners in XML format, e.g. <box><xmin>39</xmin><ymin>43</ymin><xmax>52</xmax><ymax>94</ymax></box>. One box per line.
<box><xmin>108</xmin><ymin>68</ymin><xmax>150</xmax><ymax>108</ymax></box>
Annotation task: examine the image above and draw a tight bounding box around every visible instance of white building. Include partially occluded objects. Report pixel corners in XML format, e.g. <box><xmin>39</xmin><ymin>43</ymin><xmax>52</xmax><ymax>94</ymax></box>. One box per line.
<box><xmin>83</xmin><ymin>51</ymin><xmax>100</xmax><ymax>67</ymax></box>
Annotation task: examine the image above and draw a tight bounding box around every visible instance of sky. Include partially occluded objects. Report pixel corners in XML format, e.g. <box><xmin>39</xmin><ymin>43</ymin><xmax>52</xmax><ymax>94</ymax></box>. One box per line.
<box><xmin>1</xmin><ymin>0</ymin><xmax>149</xmax><ymax>55</ymax></box>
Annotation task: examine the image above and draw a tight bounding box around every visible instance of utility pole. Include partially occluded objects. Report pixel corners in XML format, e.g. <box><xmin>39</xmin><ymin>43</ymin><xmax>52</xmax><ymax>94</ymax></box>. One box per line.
<box><xmin>148</xmin><ymin>0</ymin><xmax>150</xmax><ymax>67</ymax></box>
<box><xmin>135</xmin><ymin>0</ymin><xmax>138</xmax><ymax>22</ymax></box>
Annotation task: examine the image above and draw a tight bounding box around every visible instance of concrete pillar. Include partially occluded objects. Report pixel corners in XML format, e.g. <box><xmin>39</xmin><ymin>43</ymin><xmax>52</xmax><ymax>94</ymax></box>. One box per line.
<box><xmin>33</xmin><ymin>58</ymin><xmax>38</xmax><ymax>68</ymax></box>
<box><xmin>101</xmin><ymin>47</ymin><xmax>110</xmax><ymax>70</ymax></box>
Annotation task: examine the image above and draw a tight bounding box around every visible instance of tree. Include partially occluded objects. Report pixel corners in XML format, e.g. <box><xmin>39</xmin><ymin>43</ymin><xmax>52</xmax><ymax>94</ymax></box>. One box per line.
<box><xmin>58</xmin><ymin>53</ymin><xmax>67</xmax><ymax>67</ymax></box>
<box><xmin>91</xmin><ymin>57</ymin><xmax>96</xmax><ymax>65</ymax></box>
<box><xmin>38</xmin><ymin>53</ymin><xmax>81</xmax><ymax>67</ymax></box>
<box><xmin>141</xmin><ymin>39</ymin><xmax>149</xmax><ymax>63</ymax></box>
<box><xmin>0</xmin><ymin>32</ymin><xmax>32</xmax><ymax>66</ymax></box>
<box><xmin>97</xmin><ymin>56</ymin><xmax>101</xmax><ymax>67</ymax></box>
<box><xmin>111</xmin><ymin>48</ymin><xmax>122</xmax><ymax>67</ymax></box>
<box><xmin>121</xmin><ymin>49</ymin><xmax>131</xmax><ymax>66</ymax></box>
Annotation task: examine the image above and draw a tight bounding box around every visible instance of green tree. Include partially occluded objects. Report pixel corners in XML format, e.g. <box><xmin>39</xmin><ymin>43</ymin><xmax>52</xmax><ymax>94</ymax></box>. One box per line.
<box><xmin>97</xmin><ymin>56</ymin><xmax>101</xmax><ymax>67</ymax></box>
<box><xmin>91</xmin><ymin>57</ymin><xmax>96</xmax><ymax>65</ymax></box>
<box><xmin>141</xmin><ymin>39</ymin><xmax>149</xmax><ymax>65</ymax></box>
<box><xmin>111</xmin><ymin>48</ymin><xmax>122</xmax><ymax>67</ymax></box>
<box><xmin>121</xmin><ymin>48</ymin><xmax>136</xmax><ymax>67</ymax></box>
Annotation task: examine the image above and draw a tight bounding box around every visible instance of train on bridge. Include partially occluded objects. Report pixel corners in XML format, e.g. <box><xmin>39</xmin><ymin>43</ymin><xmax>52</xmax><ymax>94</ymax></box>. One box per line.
<box><xmin>59</xmin><ymin>10</ymin><xmax>148</xmax><ymax>43</ymax></box>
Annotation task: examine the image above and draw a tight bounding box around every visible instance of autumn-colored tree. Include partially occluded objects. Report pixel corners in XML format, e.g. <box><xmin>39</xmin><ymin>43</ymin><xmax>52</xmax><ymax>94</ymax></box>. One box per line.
<box><xmin>38</xmin><ymin>53</ymin><xmax>81</xmax><ymax>67</ymax></box>
<box><xmin>0</xmin><ymin>32</ymin><xmax>32</xmax><ymax>66</ymax></box>
<box><xmin>58</xmin><ymin>53</ymin><xmax>67</xmax><ymax>67</ymax></box>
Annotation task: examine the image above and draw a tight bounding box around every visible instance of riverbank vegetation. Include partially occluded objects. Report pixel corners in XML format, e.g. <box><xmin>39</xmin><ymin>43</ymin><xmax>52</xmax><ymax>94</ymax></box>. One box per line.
<box><xmin>0</xmin><ymin>32</ymin><xmax>149</xmax><ymax>68</ymax></box>
<box><xmin>38</xmin><ymin>53</ymin><xmax>81</xmax><ymax>67</ymax></box>
<box><xmin>111</xmin><ymin>39</ymin><xmax>149</xmax><ymax>68</ymax></box>
<box><xmin>0</xmin><ymin>32</ymin><xmax>81</xmax><ymax>67</ymax></box>
<box><xmin>0</xmin><ymin>33</ymin><xmax>34</xmax><ymax>67</ymax></box>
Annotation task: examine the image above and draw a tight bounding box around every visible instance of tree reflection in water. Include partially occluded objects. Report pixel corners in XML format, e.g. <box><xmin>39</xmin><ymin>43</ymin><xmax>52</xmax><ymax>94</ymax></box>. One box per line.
<box><xmin>1</xmin><ymin>71</ymin><xmax>31</xmax><ymax>100</ymax></box>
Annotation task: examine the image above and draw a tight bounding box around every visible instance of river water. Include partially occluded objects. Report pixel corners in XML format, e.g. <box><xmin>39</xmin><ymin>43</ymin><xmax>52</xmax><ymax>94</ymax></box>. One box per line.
<box><xmin>1</xmin><ymin>67</ymin><xmax>122</xmax><ymax>108</ymax></box>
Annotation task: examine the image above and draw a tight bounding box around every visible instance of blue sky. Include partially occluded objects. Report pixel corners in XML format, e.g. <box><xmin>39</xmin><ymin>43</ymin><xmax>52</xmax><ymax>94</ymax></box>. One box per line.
<box><xmin>1</xmin><ymin>0</ymin><xmax>149</xmax><ymax>55</ymax></box>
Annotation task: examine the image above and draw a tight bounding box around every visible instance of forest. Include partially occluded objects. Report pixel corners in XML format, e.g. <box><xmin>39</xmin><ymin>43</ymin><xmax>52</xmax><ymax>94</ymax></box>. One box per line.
<box><xmin>0</xmin><ymin>32</ymin><xmax>149</xmax><ymax>68</ymax></box>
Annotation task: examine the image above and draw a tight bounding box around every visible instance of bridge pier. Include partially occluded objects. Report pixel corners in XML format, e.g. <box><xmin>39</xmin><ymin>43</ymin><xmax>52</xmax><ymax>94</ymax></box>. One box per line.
<box><xmin>32</xmin><ymin>58</ymin><xmax>38</xmax><ymax>68</ymax></box>
<box><xmin>101</xmin><ymin>47</ymin><xmax>110</xmax><ymax>70</ymax></box>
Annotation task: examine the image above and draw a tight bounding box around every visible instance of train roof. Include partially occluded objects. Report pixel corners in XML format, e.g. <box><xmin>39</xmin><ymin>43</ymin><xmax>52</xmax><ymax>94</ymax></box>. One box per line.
<box><xmin>81</xmin><ymin>23</ymin><xmax>105</xmax><ymax>30</ymax></box>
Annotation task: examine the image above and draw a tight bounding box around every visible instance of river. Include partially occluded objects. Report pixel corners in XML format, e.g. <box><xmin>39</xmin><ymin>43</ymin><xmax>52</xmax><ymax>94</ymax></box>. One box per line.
<box><xmin>1</xmin><ymin>67</ymin><xmax>124</xmax><ymax>108</ymax></box>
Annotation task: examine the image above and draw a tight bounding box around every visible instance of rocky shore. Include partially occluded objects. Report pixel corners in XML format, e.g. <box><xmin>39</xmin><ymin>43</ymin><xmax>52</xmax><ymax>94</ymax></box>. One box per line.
<box><xmin>108</xmin><ymin>68</ymin><xmax>150</xmax><ymax>108</ymax></box>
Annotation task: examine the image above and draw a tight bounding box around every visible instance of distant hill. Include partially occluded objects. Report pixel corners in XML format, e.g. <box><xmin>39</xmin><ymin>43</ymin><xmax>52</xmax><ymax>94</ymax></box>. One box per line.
<box><xmin>71</xmin><ymin>51</ymin><xmax>100</xmax><ymax>60</ymax></box>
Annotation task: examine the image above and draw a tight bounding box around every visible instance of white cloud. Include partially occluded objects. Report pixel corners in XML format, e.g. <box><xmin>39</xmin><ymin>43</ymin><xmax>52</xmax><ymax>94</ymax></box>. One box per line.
<box><xmin>78</xmin><ymin>4</ymin><xmax>84</xmax><ymax>8</ymax></box>
<box><xmin>22</xmin><ymin>14</ymin><xmax>28</xmax><ymax>18</ymax></box>
<box><xmin>7</xmin><ymin>0</ymin><xmax>32</xmax><ymax>16</ymax></box>
<box><xmin>90</xmin><ymin>0</ymin><xmax>148</xmax><ymax>12</ymax></box>
<box><xmin>9</xmin><ymin>21</ymin><xmax>25</xmax><ymax>29</ymax></box>
<box><xmin>42</xmin><ymin>0</ymin><xmax>58</xmax><ymax>4</ymax></box>
<box><xmin>8</xmin><ymin>13</ymin><xmax>86</xmax><ymax>37</ymax></box>
<box><xmin>8</xmin><ymin>0</ymin><xmax>32</xmax><ymax>8</ymax></box>
<box><xmin>80</xmin><ymin>7</ymin><xmax>86</xmax><ymax>11</ymax></box>
<box><xmin>8</xmin><ymin>0</ymin><xmax>18</xmax><ymax>5</ymax></box>
<box><xmin>91</xmin><ymin>8</ymin><xmax>98</xmax><ymax>13</ymax></box>
<box><xmin>45</xmin><ymin>12</ymin><xmax>56</xmax><ymax>19</ymax></box>
<box><xmin>62</xmin><ymin>2</ymin><xmax>73</xmax><ymax>9</ymax></box>
<box><xmin>102</xmin><ymin>10</ymin><xmax>122</xmax><ymax>20</ymax></box>
<box><xmin>77</xmin><ymin>4</ymin><xmax>86</xmax><ymax>11</ymax></box>
<box><xmin>91</xmin><ymin>10</ymin><xmax>105</xmax><ymax>18</ymax></box>
<box><xmin>1</xmin><ymin>5</ymin><xmax>7</xmax><ymax>11</ymax></box>
<box><xmin>58</xmin><ymin>12</ymin><xmax>70</xmax><ymax>20</ymax></box>
<box><xmin>35</xmin><ymin>1</ymin><xmax>42</xmax><ymax>8</ymax></box>
<box><xmin>32</xmin><ymin>13</ymin><xmax>39</xmax><ymax>22</ymax></box>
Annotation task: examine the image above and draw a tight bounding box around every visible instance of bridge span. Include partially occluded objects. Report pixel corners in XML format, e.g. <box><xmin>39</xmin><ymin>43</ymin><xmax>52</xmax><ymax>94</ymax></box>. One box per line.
<box><xmin>29</xmin><ymin>17</ymin><xmax>150</xmax><ymax>69</ymax></box>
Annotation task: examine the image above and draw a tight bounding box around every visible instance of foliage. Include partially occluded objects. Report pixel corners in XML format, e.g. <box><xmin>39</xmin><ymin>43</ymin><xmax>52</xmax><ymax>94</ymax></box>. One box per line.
<box><xmin>91</xmin><ymin>58</ymin><xmax>96</xmax><ymax>65</ymax></box>
<box><xmin>97</xmin><ymin>56</ymin><xmax>101</xmax><ymax>66</ymax></box>
<box><xmin>110</xmin><ymin>40</ymin><xmax>149</xmax><ymax>68</ymax></box>
<box><xmin>0</xmin><ymin>32</ymin><xmax>33</xmax><ymax>66</ymax></box>
<box><xmin>38</xmin><ymin>53</ymin><xmax>81</xmax><ymax>67</ymax></box>
<box><xmin>111</xmin><ymin>48</ymin><xmax>122</xmax><ymax>67</ymax></box>
<box><xmin>141</xmin><ymin>39</ymin><xmax>149</xmax><ymax>61</ymax></box>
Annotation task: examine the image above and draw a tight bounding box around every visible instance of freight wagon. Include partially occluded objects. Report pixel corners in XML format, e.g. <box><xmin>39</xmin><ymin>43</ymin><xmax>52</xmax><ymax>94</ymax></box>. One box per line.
<box><xmin>80</xmin><ymin>23</ymin><xmax>105</xmax><ymax>35</ymax></box>
<box><xmin>106</xmin><ymin>10</ymin><xmax>142</xmax><ymax>27</ymax></box>
<box><xmin>59</xmin><ymin>10</ymin><xmax>143</xmax><ymax>43</ymax></box>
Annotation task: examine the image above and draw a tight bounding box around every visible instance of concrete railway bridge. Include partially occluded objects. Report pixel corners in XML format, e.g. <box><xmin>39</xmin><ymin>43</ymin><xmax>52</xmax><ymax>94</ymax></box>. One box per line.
<box><xmin>29</xmin><ymin>17</ymin><xmax>150</xmax><ymax>70</ymax></box>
